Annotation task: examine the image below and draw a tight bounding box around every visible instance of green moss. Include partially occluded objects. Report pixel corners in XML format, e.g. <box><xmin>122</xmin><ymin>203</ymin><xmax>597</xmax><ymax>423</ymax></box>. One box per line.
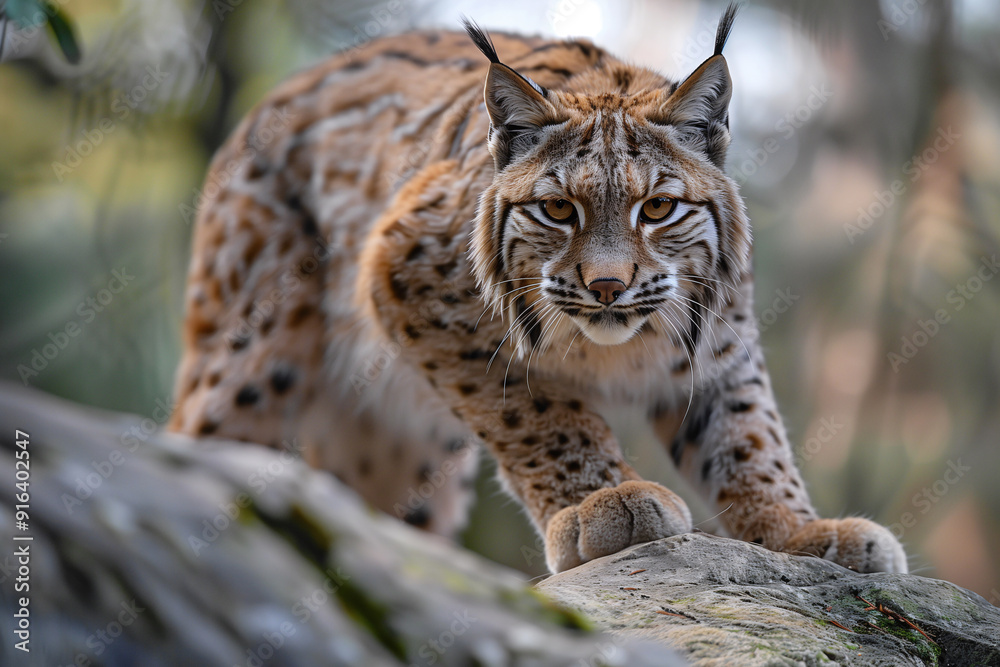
<box><xmin>839</xmin><ymin>588</ymin><xmax>944</xmax><ymax>665</ymax></box>
<box><xmin>499</xmin><ymin>587</ymin><xmax>596</xmax><ymax>631</ymax></box>
<box><xmin>667</xmin><ymin>596</ymin><xmax>698</xmax><ymax>605</ymax></box>
<box><xmin>333</xmin><ymin>577</ymin><xmax>408</xmax><ymax>661</ymax></box>
<box><xmin>252</xmin><ymin>502</ymin><xmax>335</xmax><ymax>570</ymax></box>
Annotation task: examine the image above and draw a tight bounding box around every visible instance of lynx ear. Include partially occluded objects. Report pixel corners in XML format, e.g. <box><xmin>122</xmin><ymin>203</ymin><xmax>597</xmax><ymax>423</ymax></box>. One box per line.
<box><xmin>654</xmin><ymin>3</ymin><xmax>739</xmax><ymax>167</ymax></box>
<box><xmin>463</xmin><ymin>18</ymin><xmax>560</xmax><ymax>169</ymax></box>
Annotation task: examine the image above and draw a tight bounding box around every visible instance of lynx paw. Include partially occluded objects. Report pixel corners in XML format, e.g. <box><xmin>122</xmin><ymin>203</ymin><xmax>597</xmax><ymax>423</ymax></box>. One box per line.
<box><xmin>544</xmin><ymin>481</ymin><xmax>692</xmax><ymax>573</ymax></box>
<box><xmin>784</xmin><ymin>517</ymin><xmax>908</xmax><ymax>574</ymax></box>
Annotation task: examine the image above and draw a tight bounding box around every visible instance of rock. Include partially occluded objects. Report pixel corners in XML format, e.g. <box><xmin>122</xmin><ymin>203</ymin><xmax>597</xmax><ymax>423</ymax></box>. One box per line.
<box><xmin>538</xmin><ymin>533</ymin><xmax>1000</xmax><ymax>666</ymax></box>
<box><xmin>0</xmin><ymin>384</ymin><xmax>683</xmax><ymax>667</ymax></box>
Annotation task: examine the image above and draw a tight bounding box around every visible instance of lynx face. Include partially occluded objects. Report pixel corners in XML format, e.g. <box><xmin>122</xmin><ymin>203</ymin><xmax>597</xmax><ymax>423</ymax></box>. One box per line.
<box><xmin>468</xmin><ymin>25</ymin><xmax>752</xmax><ymax>354</ymax></box>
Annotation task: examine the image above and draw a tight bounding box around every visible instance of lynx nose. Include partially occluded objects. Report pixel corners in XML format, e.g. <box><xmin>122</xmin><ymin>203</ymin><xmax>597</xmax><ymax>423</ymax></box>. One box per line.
<box><xmin>588</xmin><ymin>278</ymin><xmax>627</xmax><ymax>306</ymax></box>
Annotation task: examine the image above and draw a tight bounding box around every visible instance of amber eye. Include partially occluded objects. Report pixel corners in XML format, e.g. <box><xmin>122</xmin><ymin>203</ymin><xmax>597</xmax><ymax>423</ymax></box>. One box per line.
<box><xmin>540</xmin><ymin>199</ymin><xmax>577</xmax><ymax>224</ymax></box>
<box><xmin>639</xmin><ymin>196</ymin><xmax>677</xmax><ymax>223</ymax></box>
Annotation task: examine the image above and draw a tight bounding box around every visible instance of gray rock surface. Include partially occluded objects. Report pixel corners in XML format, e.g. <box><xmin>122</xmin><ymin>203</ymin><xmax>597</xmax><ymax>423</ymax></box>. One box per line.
<box><xmin>0</xmin><ymin>384</ymin><xmax>682</xmax><ymax>667</ymax></box>
<box><xmin>4</xmin><ymin>383</ymin><xmax>998</xmax><ymax>667</ymax></box>
<box><xmin>538</xmin><ymin>533</ymin><xmax>1000</xmax><ymax>666</ymax></box>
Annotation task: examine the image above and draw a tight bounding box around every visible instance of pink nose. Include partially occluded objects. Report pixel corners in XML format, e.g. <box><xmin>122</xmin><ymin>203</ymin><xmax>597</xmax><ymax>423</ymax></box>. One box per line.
<box><xmin>588</xmin><ymin>279</ymin><xmax>626</xmax><ymax>305</ymax></box>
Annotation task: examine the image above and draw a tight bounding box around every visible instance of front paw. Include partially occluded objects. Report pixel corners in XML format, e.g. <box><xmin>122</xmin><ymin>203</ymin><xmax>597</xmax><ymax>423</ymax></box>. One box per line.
<box><xmin>544</xmin><ymin>481</ymin><xmax>692</xmax><ymax>573</ymax></box>
<box><xmin>784</xmin><ymin>517</ymin><xmax>908</xmax><ymax>574</ymax></box>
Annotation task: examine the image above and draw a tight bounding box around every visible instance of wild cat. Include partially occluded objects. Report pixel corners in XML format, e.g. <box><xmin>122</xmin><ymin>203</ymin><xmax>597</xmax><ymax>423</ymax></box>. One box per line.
<box><xmin>170</xmin><ymin>5</ymin><xmax>907</xmax><ymax>574</ymax></box>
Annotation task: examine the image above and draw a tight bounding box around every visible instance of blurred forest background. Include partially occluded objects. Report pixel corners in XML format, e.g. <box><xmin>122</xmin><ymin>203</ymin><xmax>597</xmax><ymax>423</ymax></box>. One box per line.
<box><xmin>0</xmin><ymin>0</ymin><xmax>997</xmax><ymax>601</ymax></box>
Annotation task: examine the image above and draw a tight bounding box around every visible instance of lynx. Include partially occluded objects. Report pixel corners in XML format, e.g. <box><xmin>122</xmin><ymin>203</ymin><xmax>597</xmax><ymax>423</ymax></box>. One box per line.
<box><xmin>170</xmin><ymin>5</ymin><xmax>907</xmax><ymax>574</ymax></box>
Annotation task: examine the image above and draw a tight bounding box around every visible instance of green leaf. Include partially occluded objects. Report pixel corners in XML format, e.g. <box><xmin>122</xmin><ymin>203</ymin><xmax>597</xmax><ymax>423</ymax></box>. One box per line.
<box><xmin>44</xmin><ymin>5</ymin><xmax>81</xmax><ymax>64</ymax></box>
<box><xmin>2</xmin><ymin>0</ymin><xmax>81</xmax><ymax>63</ymax></box>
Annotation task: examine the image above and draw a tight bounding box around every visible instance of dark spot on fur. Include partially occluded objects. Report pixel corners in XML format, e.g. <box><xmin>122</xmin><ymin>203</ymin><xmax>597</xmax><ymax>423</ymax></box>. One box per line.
<box><xmin>785</xmin><ymin>490</ymin><xmax>795</xmax><ymax>499</ymax></box>
<box><xmin>729</xmin><ymin>401</ymin><xmax>753</xmax><ymax>413</ymax></box>
<box><xmin>866</xmin><ymin>540</ymin><xmax>875</xmax><ymax>554</ymax></box>
<box><xmin>406</xmin><ymin>243</ymin><xmax>425</xmax><ymax>261</ymax></box>
<box><xmin>230</xmin><ymin>333</ymin><xmax>250</xmax><ymax>351</ymax></box>
<box><xmin>670</xmin><ymin>438</ymin><xmax>684</xmax><ymax>465</ymax></box>
<box><xmin>533</xmin><ymin>397</ymin><xmax>551</xmax><ymax>413</ymax></box>
<box><xmin>567</xmin><ymin>400</ymin><xmax>582</xmax><ymax>412</ymax></box>
<box><xmin>404</xmin><ymin>325</ymin><xmax>422</xmax><ymax>340</ymax></box>
<box><xmin>566</xmin><ymin>460</ymin><xmax>581</xmax><ymax>472</ymax></box>
<box><xmin>458</xmin><ymin>383</ymin><xmax>477</xmax><ymax>396</ymax></box>
<box><xmin>768</xmin><ymin>428</ymin><xmax>781</xmax><ymax>445</ymax></box>
<box><xmin>502</xmin><ymin>411</ymin><xmax>521</xmax><ymax>428</ymax></box>
<box><xmin>522</xmin><ymin>435</ymin><xmax>538</xmax><ymax>445</ymax></box>
<box><xmin>459</xmin><ymin>349</ymin><xmax>491</xmax><ymax>361</ymax></box>
<box><xmin>301</xmin><ymin>214</ymin><xmax>319</xmax><ymax>237</ymax></box>
<box><xmin>714</xmin><ymin>342</ymin><xmax>734</xmax><ymax>358</ymax></box>
<box><xmin>526</xmin><ymin>459</ymin><xmax>538</xmax><ymax>468</ymax></box>
<box><xmin>403</xmin><ymin>507</ymin><xmax>430</xmax><ymax>528</ymax></box>
<box><xmin>733</xmin><ymin>447</ymin><xmax>751</xmax><ymax>462</ymax></box>
<box><xmin>701</xmin><ymin>459</ymin><xmax>712</xmax><ymax>480</ymax></box>
<box><xmin>423</xmin><ymin>361</ymin><xmax>439</xmax><ymax>371</ymax></box>
<box><xmin>287</xmin><ymin>305</ymin><xmax>313</xmax><ymax>328</ymax></box>
<box><xmin>390</xmin><ymin>277</ymin><xmax>409</xmax><ymax>301</ymax></box>
<box><xmin>758</xmin><ymin>474</ymin><xmax>774</xmax><ymax>484</ymax></box>
<box><xmin>557</xmin><ymin>433</ymin><xmax>569</xmax><ymax>445</ymax></box>
<box><xmin>791</xmin><ymin>478</ymin><xmax>801</xmax><ymax>488</ymax></box>
<box><xmin>435</xmin><ymin>261</ymin><xmax>457</xmax><ymax>277</ymax></box>
<box><xmin>773</xmin><ymin>460</ymin><xmax>786</xmax><ymax>472</ymax></box>
<box><xmin>683</xmin><ymin>400</ymin><xmax>713</xmax><ymax>443</ymax></box>
<box><xmin>208</xmin><ymin>371</ymin><xmax>222</xmax><ymax>387</ymax></box>
<box><xmin>268</xmin><ymin>365</ymin><xmax>295</xmax><ymax>395</ymax></box>
<box><xmin>235</xmin><ymin>385</ymin><xmax>260</xmax><ymax>406</ymax></box>
<box><xmin>547</xmin><ymin>448</ymin><xmax>563</xmax><ymax>459</ymax></box>
<box><xmin>580</xmin><ymin>437</ymin><xmax>591</xmax><ymax>447</ymax></box>
<box><xmin>198</xmin><ymin>421</ymin><xmax>219</xmax><ymax>436</ymax></box>
<box><xmin>671</xmin><ymin>358</ymin><xmax>690</xmax><ymax>374</ymax></box>
<box><xmin>555</xmin><ymin>472</ymin><xmax>566</xmax><ymax>481</ymax></box>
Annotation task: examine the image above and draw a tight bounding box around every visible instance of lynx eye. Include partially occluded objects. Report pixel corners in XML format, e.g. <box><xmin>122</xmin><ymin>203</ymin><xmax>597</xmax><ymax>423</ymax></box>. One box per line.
<box><xmin>540</xmin><ymin>199</ymin><xmax>577</xmax><ymax>224</ymax></box>
<box><xmin>639</xmin><ymin>196</ymin><xmax>677</xmax><ymax>223</ymax></box>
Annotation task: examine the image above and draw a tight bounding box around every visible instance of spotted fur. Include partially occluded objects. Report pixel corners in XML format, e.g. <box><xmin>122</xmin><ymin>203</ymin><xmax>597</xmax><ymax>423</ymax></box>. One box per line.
<box><xmin>170</xmin><ymin>5</ymin><xmax>907</xmax><ymax>574</ymax></box>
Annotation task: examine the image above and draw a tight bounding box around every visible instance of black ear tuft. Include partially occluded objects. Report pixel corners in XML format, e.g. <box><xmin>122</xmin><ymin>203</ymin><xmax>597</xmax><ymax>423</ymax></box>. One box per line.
<box><xmin>714</xmin><ymin>3</ymin><xmax>741</xmax><ymax>56</ymax></box>
<box><xmin>462</xmin><ymin>16</ymin><xmax>499</xmax><ymax>64</ymax></box>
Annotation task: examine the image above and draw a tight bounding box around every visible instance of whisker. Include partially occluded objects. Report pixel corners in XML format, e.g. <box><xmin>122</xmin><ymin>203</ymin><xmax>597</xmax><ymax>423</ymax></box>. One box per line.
<box><xmin>654</xmin><ymin>308</ymin><xmax>697</xmax><ymax>429</ymax></box>
<box><xmin>672</xmin><ymin>292</ymin><xmax>753</xmax><ymax>366</ymax></box>
<box><xmin>562</xmin><ymin>328</ymin><xmax>583</xmax><ymax>361</ymax></box>
<box><xmin>475</xmin><ymin>279</ymin><xmax>545</xmax><ymax>332</ymax></box>
<box><xmin>505</xmin><ymin>302</ymin><xmax>556</xmax><ymax>400</ymax></box>
<box><xmin>487</xmin><ymin>291</ymin><xmax>544</xmax><ymax>373</ymax></box>
<box><xmin>523</xmin><ymin>303</ymin><xmax>561</xmax><ymax>397</ymax></box>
